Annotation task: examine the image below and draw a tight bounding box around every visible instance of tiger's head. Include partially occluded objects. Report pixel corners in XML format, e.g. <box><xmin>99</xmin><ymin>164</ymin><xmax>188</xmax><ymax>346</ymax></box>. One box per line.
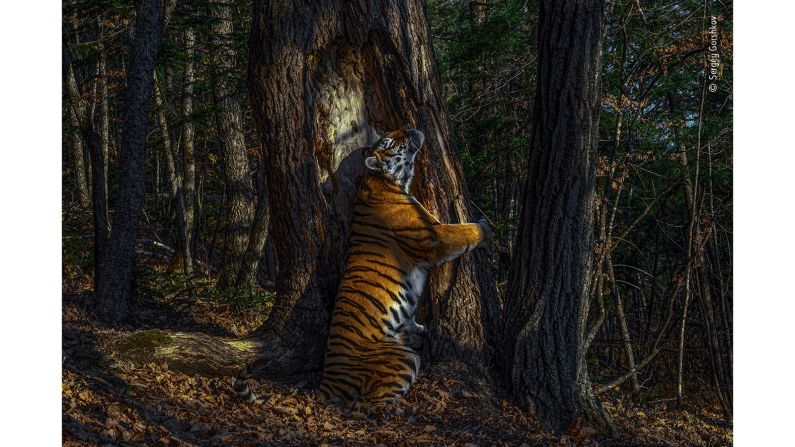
<box><xmin>365</xmin><ymin>125</ymin><xmax>425</xmax><ymax>192</ymax></box>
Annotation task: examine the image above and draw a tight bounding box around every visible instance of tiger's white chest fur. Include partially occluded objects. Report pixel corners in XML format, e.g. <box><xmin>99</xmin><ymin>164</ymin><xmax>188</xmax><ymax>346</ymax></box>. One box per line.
<box><xmin>385</xmin><ymin>266</ymin><xmax>428</xmax><ymax>330</ymax></box>
<box><xmin>404</xmin><ymin>265</ymin><xmax>427</xmax><ymax>311</ymax></box>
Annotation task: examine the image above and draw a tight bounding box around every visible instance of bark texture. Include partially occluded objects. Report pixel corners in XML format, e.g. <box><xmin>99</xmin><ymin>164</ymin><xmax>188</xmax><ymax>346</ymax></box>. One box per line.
<box><xmin>98</xmin><ymin>16</ymin><xmax>111</xmax><ymax>207</ymax></box>
<box><xmin>247</xmin><ymin>0</ymin><xmax>499</xmax><ymax>375</ymax></box>
<box><xmin>67</xmin><ymin>104</ymin><xmax>91</xmax><ymax>208</ymax></box>
<box><xmin>235</xmin><ymin>150</ymin><xmax>271</xmax><ymax>289</ymax></box>
<box><xmin>95</xmin><ymin>0</ymin><xmax>164</xmax><ymax>323</ymax></box>
<box><xmin>64</xmin><ymin>46</ymin><xmax>110</xmax><ymax>290</ymax></box>
<box><xmin>63</xmin><ymin>47</ymin><xmax>86</xmax><ymax>186</ymax></box>
<box><xmin>498</xmin><ymin>0</ymin><xmax>615</xmax><ymax>435</ymax></box>
<box><xmin>153</xmin><ymin>72</ymin><xmax>190</xmax><ymax>275</ymax></box>
<box><xmin>210</xmin><ymin>0</ymin><xmax>255</xmax><ymax>288</ymax></box>
<box><xmin>180</xmin><ymin>28</ymin><xmax>197</xmax><ymax>275</ymax></box>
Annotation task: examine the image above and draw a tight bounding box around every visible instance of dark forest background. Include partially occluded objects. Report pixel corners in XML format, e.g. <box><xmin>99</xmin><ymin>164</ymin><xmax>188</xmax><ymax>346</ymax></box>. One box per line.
<box><xmin>62</xmin><ymin>0</ymin><xmax>733</xmax><ymax>445</ymax></box>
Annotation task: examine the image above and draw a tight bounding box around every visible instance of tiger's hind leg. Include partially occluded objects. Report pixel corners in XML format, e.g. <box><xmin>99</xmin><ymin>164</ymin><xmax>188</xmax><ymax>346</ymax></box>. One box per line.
<box><xmin>361</xmin><ymin>350</ymin><xmax>420</xmax><ymax>408</ymax></box>
<box><xmin>361</xmin><ymin>385</ymin><xmax>405</xmax><ymax>410</ymax></box>
<box><xmin>317</xmin><ymin>378</ymin><xmax>358</xmax><ymax>407</ymax></box>
<box><xmin>362</xmin><ymin>376</ymin><xmax>416</xmax><ymax>409</ymax></box>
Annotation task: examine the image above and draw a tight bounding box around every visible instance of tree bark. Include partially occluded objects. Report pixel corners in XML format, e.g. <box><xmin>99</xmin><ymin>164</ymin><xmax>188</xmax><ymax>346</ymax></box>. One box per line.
<box><xmin>153</xmin><ymin>72</ymin><xmax>191</xmax><ymax>276</ymax></box>
<box><xmin>498</xmin><ymin>0</ymin><xmax>614</xmax><ymax>435</ymax></box>
<box><xmin>235</xmin><ymin>148</ymin><xmax>270</xmax><ymax>289</ymax></box>
<box><xmin>668</xmin><ymin>85</ymin><xmax>732</xmax><ymax>418</ymax></box>
<box><xmin>98</xmin><ymin>16</ymin><xmax>111</xmax><ymax>208</ymax></box>
<box><xmin>180</xmin><ymin>28</ymin><xmax>197</xmax><ymax>275</ymax></box>
<box><xmin>153</xmin><ymin>73</ymin><xmax>178</xmax><ymax>203</ymax></box>
<box><xmin>247</xmin><ymin>0</ymin><xmax>499</xmax><ymax>375</ymax></box>
<box><xmin>607</xmin><ymin>255</ymin><xmax>640</xmax><ymax>392</ymax></box>
<box><xmin>67</xmin><ymin>104</ymin><xmax>91</xmax><ymax>209</ymax></box>
<box><xmin>62</xmin><ymin>37</ymin><xmax>91</xmax><ymax>210</ymax></box>
<box><xmin>64</xmin><ymin>45</ymin><xmax>110</xmax><ymax>290</ymax></box>
<box><xmin>95</xmin><ymin>0</ymin><xmax>165</xmax><ymax>323</ymax></box>
<box><xmin>209</xmin><ymin>0</ymin><xmax>255</xmax><ymax>288</ymax></box>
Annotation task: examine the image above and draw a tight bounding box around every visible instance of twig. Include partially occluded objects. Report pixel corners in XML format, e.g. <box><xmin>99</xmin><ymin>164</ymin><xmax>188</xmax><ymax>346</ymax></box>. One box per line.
<box><xmin>596</xmin><ymin>348</ymin><xmax>660</xmax><ymax>395</ymax></box>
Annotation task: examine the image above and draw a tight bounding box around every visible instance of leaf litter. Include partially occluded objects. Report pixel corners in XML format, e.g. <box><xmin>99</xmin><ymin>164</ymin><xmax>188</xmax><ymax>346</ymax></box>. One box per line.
<box><xmin>63</xmin><ymin>269</ymin><xmax>732</xmax><ymax>446</ymax></box>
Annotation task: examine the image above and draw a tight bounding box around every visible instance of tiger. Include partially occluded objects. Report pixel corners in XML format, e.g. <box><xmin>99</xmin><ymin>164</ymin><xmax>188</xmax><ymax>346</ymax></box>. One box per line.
<box><xmin>316</xmin><ymin>125</ymin><xmax>493</xmax><ymax>409</ymax></box>
<box><xmin>233</xmin><ymin>125</ymin><xmax>493</xmax><ymax>409</ymax></box>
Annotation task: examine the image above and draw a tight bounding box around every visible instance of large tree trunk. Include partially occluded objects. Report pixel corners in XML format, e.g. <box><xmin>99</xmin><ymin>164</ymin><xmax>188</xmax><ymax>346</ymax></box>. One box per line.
<box><xmin>498</xmin><ymin>0</ymin><xmax>614</xmax><ymax>435</ymax></box>
<box><xmin>95</xmin><ymin>0</ymin><xmax>165</xmax><ymax>323</ymax></box>
<box><xmin>210</xmin><ymin>0</ymin><xmax>255</xmax><ymax>288</ymax></box>
<box><xmin>247</xmin><ymin>0</ymin><xmax>499</xmax><ymax>376</ymax></box>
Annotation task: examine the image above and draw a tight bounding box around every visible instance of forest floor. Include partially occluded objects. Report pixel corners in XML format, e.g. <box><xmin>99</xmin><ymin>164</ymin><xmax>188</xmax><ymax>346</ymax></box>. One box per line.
<box><xmin>62</xmin><ymin>252</ymin><xmax>732</xmax><ymax>447</ymax></box>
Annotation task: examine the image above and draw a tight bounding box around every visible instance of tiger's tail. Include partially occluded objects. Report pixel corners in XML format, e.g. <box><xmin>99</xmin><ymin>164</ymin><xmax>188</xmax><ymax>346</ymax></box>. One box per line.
<box><xmin>234</xmin><ymin>365</ymin><xmax>259</xmax><ymax>404</ymax></box>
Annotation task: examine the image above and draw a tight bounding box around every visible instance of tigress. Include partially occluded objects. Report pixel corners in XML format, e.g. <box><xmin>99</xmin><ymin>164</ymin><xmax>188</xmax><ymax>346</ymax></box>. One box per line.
<box><xmin>234</xmin><ymin>125</ymin><xmax>493</xmax><ymax>409</ymax></box>
<box><xmin>317</xmin><ymin>125</ymin><xmax>492</xmax><ymax>408</ymax></box>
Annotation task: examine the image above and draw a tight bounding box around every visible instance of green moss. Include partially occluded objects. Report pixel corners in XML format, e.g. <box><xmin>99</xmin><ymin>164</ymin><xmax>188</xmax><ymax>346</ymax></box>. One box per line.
<box><xmin>137</xmin><ymin>268</ymin><xmax>194</xmax><ymax>300</ymax></box>
<box><xmin>136</xmin><ymin>268</ymin><xmax>274</xmax><ymax>315</ymax></box>
<box><xmin>115</xmin><ymin>330</ymin><xmax>173</xmax><ymax>354</ymax></box>
<box><xmin>205</xmin><ymin>285</ymin><xmax>275</xmax><ymax>314</ymax></box>
<box><xmin>639</xmin><ymin>384</ymin><xmax>667</xmax><ymax>402</ymax></box>
<box><xmin>62</xmin><ymin>235</ymin><xmax>94</xmax><ymax>281</ymax></box>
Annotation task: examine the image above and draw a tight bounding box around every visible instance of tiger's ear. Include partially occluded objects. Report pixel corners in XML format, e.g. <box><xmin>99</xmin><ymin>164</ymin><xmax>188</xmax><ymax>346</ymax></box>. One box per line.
<box><xmin>365</xmin><ymin>156</ymin><xmax>383</xmax><ymax>171</ymax></box>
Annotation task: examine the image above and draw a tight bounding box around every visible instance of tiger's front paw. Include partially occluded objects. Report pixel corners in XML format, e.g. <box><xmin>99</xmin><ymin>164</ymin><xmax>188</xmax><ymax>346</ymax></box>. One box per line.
<box><xmin>477</xmin><ymin>218</ymin><xmax>495</xmax><ymax>253</ymax></box>
<box><xmin>399</xmin><ymin>318</ymin><xmax>426</xmax><ymax>351</ymax></box>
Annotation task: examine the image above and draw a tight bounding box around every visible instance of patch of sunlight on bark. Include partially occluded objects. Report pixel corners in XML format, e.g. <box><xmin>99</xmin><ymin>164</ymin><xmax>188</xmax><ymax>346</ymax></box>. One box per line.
<box><xmin>224</xmin><ymin>339</ymin><xmax>258</xmax><ymax>351</ymax></box>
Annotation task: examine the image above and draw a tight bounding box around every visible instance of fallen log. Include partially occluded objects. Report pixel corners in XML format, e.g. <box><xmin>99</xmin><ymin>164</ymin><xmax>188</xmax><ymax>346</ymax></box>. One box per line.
<box><xmin>108</xmin><ymin>329</ymin><xmax>263</xmax><ymax>377</ymax></box>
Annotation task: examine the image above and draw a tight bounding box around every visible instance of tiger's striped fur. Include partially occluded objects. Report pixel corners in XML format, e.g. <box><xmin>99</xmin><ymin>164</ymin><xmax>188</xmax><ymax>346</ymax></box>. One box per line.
<box><xmin>317</xmin><ymin>125</ymin><xmax>493</xmax><ymax>408</ymax></box>
<box><xmin>233</xmin><ymin>126</ymin><xmax>493</xmax><ymax>409</ymax></box>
